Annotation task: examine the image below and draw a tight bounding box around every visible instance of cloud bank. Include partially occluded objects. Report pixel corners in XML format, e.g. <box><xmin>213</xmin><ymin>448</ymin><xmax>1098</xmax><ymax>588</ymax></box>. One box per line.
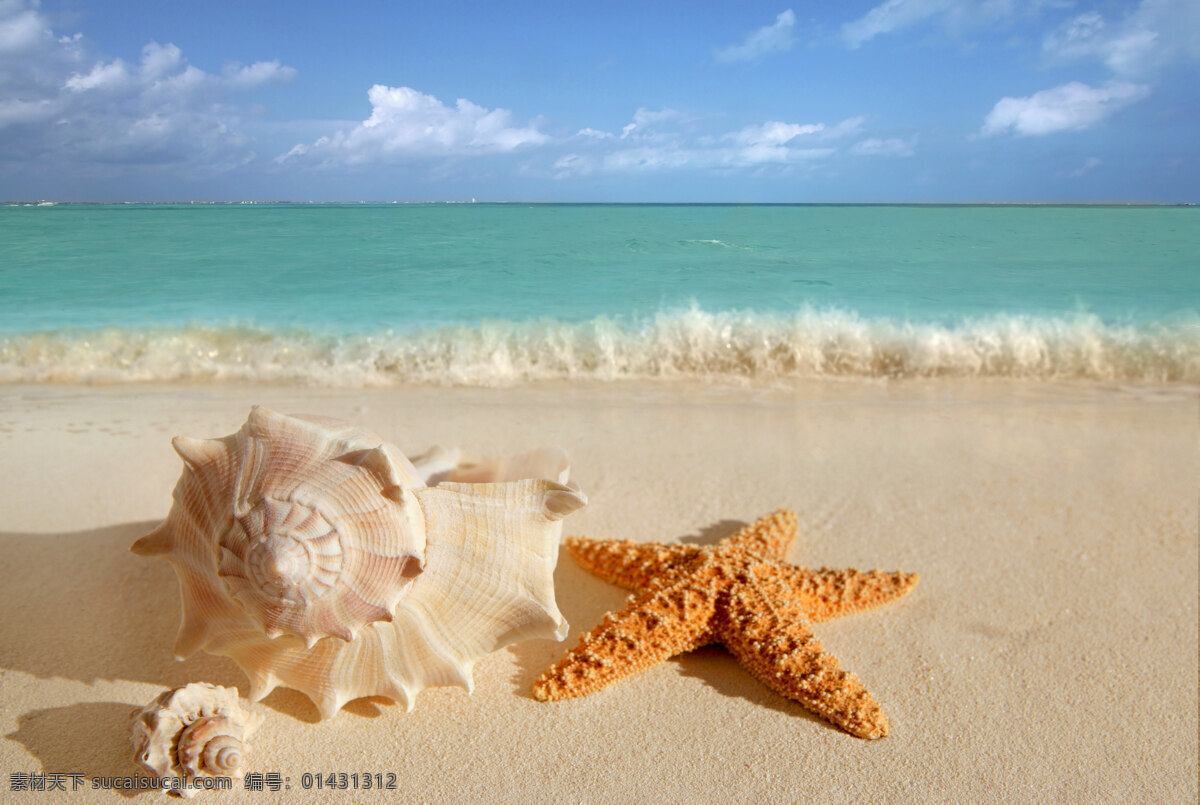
<box><xmin>0</xmin><ymin>1</ymin><xmax>295</xmax><ymax>171</ymax></box>
<box><xmin>553</xmin><ymin>111</ymin><xmax>889</xmax><ymax>177</ymax></box>
<box><xmin>279</xmin><ymin>85</ymin><xmax>547</xmax><ymax>165</ymax></box>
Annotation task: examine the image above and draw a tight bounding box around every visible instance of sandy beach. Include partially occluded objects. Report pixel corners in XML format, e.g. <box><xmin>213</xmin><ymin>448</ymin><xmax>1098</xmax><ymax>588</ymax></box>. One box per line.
<box><xmin>1</xmin><ymin>379</ymin><xmax>1195</xmax><ymax>803</ymax></box>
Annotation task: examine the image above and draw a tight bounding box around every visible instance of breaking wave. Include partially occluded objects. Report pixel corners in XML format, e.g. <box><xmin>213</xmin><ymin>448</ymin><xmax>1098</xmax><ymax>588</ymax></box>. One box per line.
<box><xmin>1</xmin><ymin>308</ymin><xmax>1197</xmax><ymax>386</ymax></box>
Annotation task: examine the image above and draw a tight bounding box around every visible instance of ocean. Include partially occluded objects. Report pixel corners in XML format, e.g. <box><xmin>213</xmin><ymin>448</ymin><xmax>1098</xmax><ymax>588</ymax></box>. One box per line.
<box><xmin>1</xmin><ymin>203</ymin><xmax>1197</xmax><ymax>386</ymax></box>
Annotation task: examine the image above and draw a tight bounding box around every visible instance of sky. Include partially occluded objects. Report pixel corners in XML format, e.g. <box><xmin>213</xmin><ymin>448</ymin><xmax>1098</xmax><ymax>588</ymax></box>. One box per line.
<box><xmin>1</xmin><ymin>0</ymin><xmax>1197</xmax><ymax>202</ymax></box>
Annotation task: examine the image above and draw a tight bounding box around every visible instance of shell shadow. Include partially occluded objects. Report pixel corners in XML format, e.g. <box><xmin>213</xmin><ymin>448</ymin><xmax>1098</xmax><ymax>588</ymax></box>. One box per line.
<box><xmin>506</xmin><ymin>542</ymin><xmax>627</xmax><ymax>696</ymax></box>
<box><xmin>254</xmin><ymin>689</ymin><xmax>398</xmax><ymax>724</ymax></box>
<box><xmin>6</xmin><ymin>701</ymin><xmax>146</xmax><ymax>799</ymax></box>
<box><xmin>0</xmin><ymin>523</ymin><xmax>243</xmax><ymax>690</ymax></box>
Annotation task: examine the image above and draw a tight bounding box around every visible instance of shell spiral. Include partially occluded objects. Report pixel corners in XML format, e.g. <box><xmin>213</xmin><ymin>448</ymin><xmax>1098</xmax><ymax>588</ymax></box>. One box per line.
<box><xmin>133</xmin><ymin>407</ymin><xmax>587</xmax><ymax>719</ymax></box>
<box><xmin>129</xmin><ymin>683</ymin><xmax>262</xmax><ymax>798</ymax></box>
<box><xmin>178</xmin><ymin>716</ymin><xmax>246</xmax><ymax>778</ymax></box>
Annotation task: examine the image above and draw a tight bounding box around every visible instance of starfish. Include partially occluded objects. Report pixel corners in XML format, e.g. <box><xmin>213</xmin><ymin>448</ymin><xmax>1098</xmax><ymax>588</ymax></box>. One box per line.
<box><xmin>532</xmin><ymin>509</ymin><xmax>918</xmax><ymax>739</ymax></box>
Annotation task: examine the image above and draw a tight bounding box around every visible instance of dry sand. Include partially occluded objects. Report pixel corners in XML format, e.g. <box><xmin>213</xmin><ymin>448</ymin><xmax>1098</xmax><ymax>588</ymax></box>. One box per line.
<box><xmin>0</xmin><ymin>379</ymin><xmax>1196</xmax><ymax>803</ymax></box>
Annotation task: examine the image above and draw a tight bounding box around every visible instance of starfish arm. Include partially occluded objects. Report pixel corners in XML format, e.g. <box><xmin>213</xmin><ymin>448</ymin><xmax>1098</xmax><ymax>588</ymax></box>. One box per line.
<box><xmin>723</xmin><ymin>509</ymin><xmax>798</xmax><ymax>560</ymax></box>
<box><xmin>719</xmin><ymin>584</ymin><xmax>890</xmax><ymax>739</ymax></box>
<box><xmin>532</xmin><ymin>574</ymin><xmax>720</xmax><ymax>702</ymax></box>
<box><xmin>784</xmin><ymin>566</ymin><xmax>920</xmax><ymax>623</ymax></box>
<box><xmin>565</xmin><ymin>537</ymin><xmax>701</xmax><ymax>590</ymax></box>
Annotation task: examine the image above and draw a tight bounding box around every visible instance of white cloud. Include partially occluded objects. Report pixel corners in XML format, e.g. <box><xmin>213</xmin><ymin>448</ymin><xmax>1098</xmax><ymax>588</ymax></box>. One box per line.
<box><xmin>0</xmin><ymin>2</ymin><xmax>48</xmax><ymax>54</ymax></box>
<box><xmin>851</xmin><ymin>136</ymin><xmax>917</xmax><ymax>156</ymax></box>
<box><xmin>727</xmin><ymin>121</ymin><xmax>824</xmax><ymax>146</ymax></box>
<box><xmin>1043</xmin><ymin>0</ymin><xmax>1200</xmax><ymax>78</ymax></box>
<box><xmin>552</xmin><ymin>111</ymin><xmax>868</xmax><ymax>176</ymax></box>
<box><xmin>843</xmin><ymin>0</ymin><xmax>1019</xmax><ymax>48</ymax></box>
<box><xmin>279</xmin><ymin>85</ymin><xmax>547</xmax><ymax>165</ymax></box>
<box><xmin>140</xmin><ymin>41</ymin><xmax>183</xmax><ymax>81</ymax></box>
<box><xmin>620</xmin><ymin>107</ymin><xmax>677</xmax><ymax>139</ymax></box>
<box><xmin>844</xmin><ymin>0</ymin><xmax>947</xmax><ymax>48</ymax></box>
<box><xmin>224</xmin><ymin>60</ymin><xmax>299</xmax><ymax>89</ymax></box>
<box><xmin>553</xmin><ymin>153</ymin><xmax>592</xmax><ymax>177</ymax></box>
<box><xmin>63</xmin><ymin>59</ymin><xmax>128</xmax><ymax>92</ymax></box>
<box><xmin>1069</xmin><ymin>156</ymin><xmax>1101</xmax><ymax>177</ymax></box>
<box><xmin>980</xmin><ymin>81</ymin><xmax>1148</xmax><ymax>137</ymax></box>
<box><xmin>715</xmin><ymin>10</ymin><xmax>797</xmax><ymax>63</ymax></box>
<box><xmin>980</xmin><ymin>0</ymin><xmax>1196</xmax><ymax>143</ymax></box>
<box><xmin>821</xmin><ymin>115</ymin><xmax>868</xmax><ymax>139</ymax></box>
<box><xmin>0</xmin><ymin>96</ymin><xmax>58</xmax><ymax>128</ymax></box>
<box><xmin>0</xmin><ymin>1</ymin><xmax>83</xmax><ymax>99</ymax></box>
<box><xmin>576</xmin><ymin>127</ymin><xmax>613</xmax><ymax>139</ymax></box>
<box><xmin>0</xmin><ymin>0</ymin><xmax>296</xmax><ymax>171</ymax></box>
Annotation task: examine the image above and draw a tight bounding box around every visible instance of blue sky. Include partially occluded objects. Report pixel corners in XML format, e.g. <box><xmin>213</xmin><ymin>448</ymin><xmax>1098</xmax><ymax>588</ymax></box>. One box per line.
<box><xmin>1</xmin><ymin>0</ymin><xmax>1196</xmax><ymax>201</ymax></box>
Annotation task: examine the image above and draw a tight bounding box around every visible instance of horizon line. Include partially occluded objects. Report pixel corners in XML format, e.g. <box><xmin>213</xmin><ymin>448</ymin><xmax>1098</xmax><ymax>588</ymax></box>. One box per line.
<box><xmin>5</xmin><ymin>200</ymin><xmax>1197</xmax><ymax>208</ymax></box>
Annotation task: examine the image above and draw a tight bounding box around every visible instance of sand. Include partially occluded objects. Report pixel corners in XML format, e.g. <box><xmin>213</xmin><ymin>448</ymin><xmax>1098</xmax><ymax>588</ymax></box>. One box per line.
<box><xmin>0</xmin><ymin>379</ymin><xmax>1196</xmax><ymax>803</ymax></box>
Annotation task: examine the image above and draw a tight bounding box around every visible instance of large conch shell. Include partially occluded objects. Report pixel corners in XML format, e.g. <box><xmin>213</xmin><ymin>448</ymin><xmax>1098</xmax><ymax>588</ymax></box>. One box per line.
<box><xmin>130</xmin><ymin>682</ymin><xmax>262</xmax><ymax>798</ymax></box>
<box><xmin>132</xmin><ymin>407</ymin><xmax>586</xmax><ymax>719</ymax></box>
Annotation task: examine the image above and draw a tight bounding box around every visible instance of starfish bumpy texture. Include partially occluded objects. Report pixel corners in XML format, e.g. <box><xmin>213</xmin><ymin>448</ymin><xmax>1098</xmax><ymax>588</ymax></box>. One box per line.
<box><xmin>532</xmin><ymin>509</ymin><xmax>918</xmax><ymax>739</ymax></box>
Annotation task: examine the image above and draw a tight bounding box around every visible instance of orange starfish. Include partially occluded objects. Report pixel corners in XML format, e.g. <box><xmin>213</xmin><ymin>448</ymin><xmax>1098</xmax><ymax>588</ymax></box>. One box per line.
<box><xmin>533</xmin><ymin>509</ymin><xmax>918</xmax><ymax>739</ymax></box>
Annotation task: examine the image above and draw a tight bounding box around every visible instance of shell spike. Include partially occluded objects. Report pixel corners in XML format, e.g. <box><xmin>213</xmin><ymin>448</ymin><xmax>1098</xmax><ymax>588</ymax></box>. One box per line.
<box><xmin>172</xmin><ymin>436</ymin><xmax>224</xmax><ymax>468</ymax></box>
<box><xmin>455</xmin><ymin>664</ymin><xmax>476</xmax><ymax>693</ymax></box>
<box><xmin>335</xmin><ymin>445</ymin><xmax>419</xmax><ymax>503</ymax></box>
<box><xmin>131</xmin><ymin>523</ymin><xmax>172</xmax><ymax>556</ymax></box>
<box><xmin>173</xmin><ymin>623</ymin><xmax>208</xmax><ymax>660</ymax></box>
<box><xmin>245</xmin><ymin>405</ymin><xmax>278</xmax><ymax>433</ymax></box>
<box><xmin>315</xmin><ymin>690</ymin><xmax>349</xmax><ymax>722</ymax></box>
<box><xmin>543</xmin><ymin>482</ymin><xmax>588</xmax><ymax>521</ymax></box>
<box><xmin>172</xmin><ymin>599</ymin><xmax>220</xmax><ymax>659</ymax></box>
<box><xmin>247</xmin><ymin>672</ymin><xmax>278</xmax><ymax>703</ymax></box>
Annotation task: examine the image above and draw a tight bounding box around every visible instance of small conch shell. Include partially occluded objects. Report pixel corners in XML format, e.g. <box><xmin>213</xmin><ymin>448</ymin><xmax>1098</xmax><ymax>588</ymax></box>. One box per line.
<box><xmin>130</xmin><ymin>682</ymin><xmax>262</xmax><ymax>798</ymax></box>
<box><xmin>133</xmin><ymin>407</ymin><xmax>586</xmax><ymax>719</ymax></box>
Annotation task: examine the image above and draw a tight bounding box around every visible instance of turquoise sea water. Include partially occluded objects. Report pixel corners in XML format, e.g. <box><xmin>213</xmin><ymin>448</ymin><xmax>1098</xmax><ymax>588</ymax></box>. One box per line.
<box><xmin>1</xmin><ymin>203</ymin><xmax>1197</xmax><ymax>385</ymax></box>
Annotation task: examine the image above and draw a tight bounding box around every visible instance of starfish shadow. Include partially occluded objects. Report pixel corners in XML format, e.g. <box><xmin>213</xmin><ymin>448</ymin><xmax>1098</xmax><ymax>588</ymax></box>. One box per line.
<box><xmin>680</xmin><ymin>519</ymin><xmax>749</xmax><ymax>547</ymax></box>
<box><xmin>671</xmin><ymin>647</ymin><xmax>832</xmax><ymax>729</ymax></box>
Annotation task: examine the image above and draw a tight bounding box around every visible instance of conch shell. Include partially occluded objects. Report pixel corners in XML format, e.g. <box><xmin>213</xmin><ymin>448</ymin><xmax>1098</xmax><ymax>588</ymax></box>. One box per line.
<box><xmin>130</xmin><ymin>682</ymin><xmax>262</xmax><ymax>798</ymax></box>
<box><xmin>133</xmin><ymin>407</ymin><xmax>586</xmax><ymax>719</ymax></box>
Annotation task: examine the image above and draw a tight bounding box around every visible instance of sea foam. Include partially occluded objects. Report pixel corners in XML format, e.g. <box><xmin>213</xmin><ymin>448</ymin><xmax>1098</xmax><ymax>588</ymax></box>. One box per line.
<box><xmin>1</xmin><ymin>308</ymin><xmax>1196</xmax><ymax>386</ymax></box>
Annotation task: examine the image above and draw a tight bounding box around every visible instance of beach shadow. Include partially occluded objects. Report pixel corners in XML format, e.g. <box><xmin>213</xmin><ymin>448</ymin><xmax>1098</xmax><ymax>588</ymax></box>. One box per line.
<box><xmin>0</xmin><ymin>522</ymin><xmax>406</xmax><ymax>731</ymax></box>
<box><xmin>0</xmin><ymin>523</ymin><xmax>244</xmax><ymax>691</ymax></box>
<box><xmin>506</xmin><ymin>542</ymin><xmax>628</xmax><ymax>695</ymax></box>
<box><xmin>680</xmin><ymin>518</ymin><xmax>749</xmax><ymax>546</ymax></box>
<box><xmin>254</xmin><ymin>688</ymin><xmax>398</xmax><ymax>724</ymax></box>
<box><xmin>6</xmin><ymin>701</ymin><xmax>145</xmax><ymax>798</ymax></box>
<box><xmin>672</xmin><ymin>648</ymin><xmax>829</xmax><ymax>730</ymax></box>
